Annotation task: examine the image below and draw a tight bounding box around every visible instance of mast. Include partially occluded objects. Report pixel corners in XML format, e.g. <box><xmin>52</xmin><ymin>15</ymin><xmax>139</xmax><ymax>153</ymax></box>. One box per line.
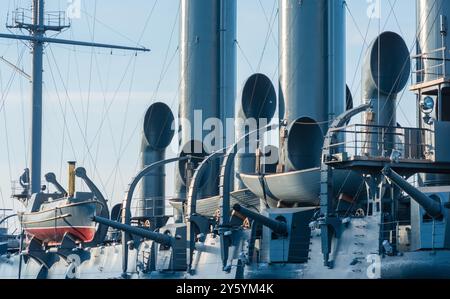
<box><xmin>1</xmin><ymin>0</ymin><xmax>150</xmax><ymax>194</ymax></box>
<box><xmin>30</xmin><ymin>0</ymin><xmax>44</xmax><ymax>194</ymax></box>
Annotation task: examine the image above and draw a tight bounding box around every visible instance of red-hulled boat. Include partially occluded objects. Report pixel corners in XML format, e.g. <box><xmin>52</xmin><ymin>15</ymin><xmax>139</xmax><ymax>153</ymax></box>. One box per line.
<box><xmin>16</xmin><ymin>162</ymin><xmax>105</xmax><ymax>245</ymax></box>
<box><xmin>19</xmin><ymin>198</ymin><xmax>100</xmax><ymax>244</ymax></box>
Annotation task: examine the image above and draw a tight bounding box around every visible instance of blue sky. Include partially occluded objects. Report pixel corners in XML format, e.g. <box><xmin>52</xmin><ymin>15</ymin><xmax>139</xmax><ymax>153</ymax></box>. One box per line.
<box><xmin>0</xmin><ymin>0</ymin><xmax>417</xmax><ymax>213</ymax></box>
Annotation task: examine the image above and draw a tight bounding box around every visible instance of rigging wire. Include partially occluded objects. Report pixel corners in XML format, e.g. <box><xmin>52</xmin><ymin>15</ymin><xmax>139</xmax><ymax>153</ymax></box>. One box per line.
<box><xmin>110</xmin><ymin>58</ymin><xmax>138</xmax><ymax>203</ymax></box>
<box><xmin>93</xmin><ymin>53</ymin><xmax>113</xmax><ymax>190</ymax></box>
<box><xmin>79</xmin><ymin>54</ymin><xmax>134</xmax><ymax>166</ymax></box>
<box><xmin>90</xmin><ymin>50</ymin><xmax>130</xmax><ymax>194</ymax></box>
<box><xmin>104</xmin><ymin>3</ymin><xmax>181</xmax><ymax>192</ymax></box>
<box><xmin>236</xmin><ymin>41</ymin><xmax>255</xmax><ymax>73</ymax></box>
<box><xmin>137</xmin><ymin>0</ymin><xmax>159</xmax><ymax>44</ymax></box>
<box><xmin>256</xmin><ymin>0</ymin><xmax>278</xmax><ymax>72</ymax></box>
<box><xmin>110</xmin><ymin>1</ymin><xmax>180</xmax><ymax>195</ymax></box>
<box><xmin>49</xmin><ymin>1</ymin><xmax>160</xmax><ymax>201</ymax></box>
<box><xmin>0</xmin><ymin>44</ymin><xmax>26</xmax><ymax>213</ymax></box>
<box><xmin>79</xmin><ymin>9</ymin><xmax>149</xmax><ymax>49</ymax></box>
<box><xmin>58</xmin><ymin>36</ymin><xmax>74</xmax><ymax>180</ymax></box>
<box><xmin>103</xmin><ymin>45</ymin><xmax>180</xmax><ymax>192</ymax></box>
<box><xmin>384</xmin><ymin>0</ymin><xmax>404</xmax><ymax>37</ymax></box>
<box><xmin>257</xmin><ymin>0</ymin><xmax>278</xmax><ymax>47</ymax></box>
<box><xmin>346</xmin><ymin>1</ymin><xmax>375</xmax><ymax>95</ymax></box>
<box><xmin>46</xmin><ymin>45</ymin><xmax>111</xmax><ymax>196</ymax></box>
<box><xmin>152</xmin><ymin>2</ymin><xmax>180</xmax><ymax>98</ymax></box>
<box><xmin>106</xmin><ymin>2</ymin><xmax>162</xmax><ymax>199</ymax></box>
<box><xmin>0</xmin><ymin>47</ymin><xmax>26</xmax><ymax>113</ymax></box>
<box><xmin>83</xmin><ymin>0</ymin><xmax>98</xmax><ymax>169</ymax></box>
<box><xmin>45</xmin><ymin>50</ymin><xmax>78</xmax><ymax>162</ymax></box>
<box><xmin>3</xmin><ymin>95</ymin><xmax>14</xmax><ymax>211</ymax></box>
<box><xmin>17</xmin><ymin>44</ymin><xmax>28</xmax><ymax>168</ymax></box>
<box><xmin>237</xmin><ymin>0</ymin><xmax>280</xmax><ymax>123</ymax></box>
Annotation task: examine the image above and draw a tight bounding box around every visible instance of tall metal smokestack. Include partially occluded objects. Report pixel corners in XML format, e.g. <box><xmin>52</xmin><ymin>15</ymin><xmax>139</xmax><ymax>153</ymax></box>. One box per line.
<box><xmin>279</xmin><ymin>0</ymin><xmax>346</xmax><ymax>172</ymax></box>
<box><xmin>138</xmin><ymin>102</ymin><xmax>174</xmax><ymax>228</ymax></box>
<box><xmin>235</xmin><ymin>73</ymin><xmax>277</xmax><ymax>190</ymax></box>
<box><xmin>175</xmin><ymin>0</ymin><xmax>237</xmax><ymax>200</ymax></box>
<box><xmin>416</xmin><ymin>0</ymin><xmax>450</xmax><ymax>186</ymax></box>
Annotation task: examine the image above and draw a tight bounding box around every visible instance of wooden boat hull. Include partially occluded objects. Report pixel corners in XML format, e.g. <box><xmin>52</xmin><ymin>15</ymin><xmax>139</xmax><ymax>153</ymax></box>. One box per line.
<box><xmin>19</xmin><ymin>200</ymin><xmax>99</xmax><ymax>244</ymax></box>
<box><xmin>240</xmin><ymin>168</ymin><xmax>366</xmax><ymax>207</ymax></box>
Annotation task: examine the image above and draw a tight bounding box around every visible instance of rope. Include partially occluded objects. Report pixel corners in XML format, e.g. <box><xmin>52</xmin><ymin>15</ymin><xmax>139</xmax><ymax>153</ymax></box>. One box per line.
<box><xmin>257</xmin><ymin>0</ymin><xmax>278</xmax><ymax>47</ymax></box>
<box><xmin>58</xmin><ymin>36</ymin><xmax>73</xmax><ymax>181</ymax></box>
<box><xmin>104</xmin><ymin>2</ymin><xmax>180</xmax><ymax>200</ymax></box>
<box><xmin>89</xmin><ymin>1</ymin><xmax>160</xmax><ymax>197</ymax></box>
<box><xmin>383</xmin><ymin>0</ymin><xmax>404</xmax><ymax>37</ymax></box>
<box><xmin>82</xmin><ymin>0</ymin><xmax>98</xmax><ymax>168</ymax></box>
<box><xmin>345</xmin><ymin>1</ymin><xmax>375</xmax><ymax>95</ymax></box>
<box><xmin>110</xmin><ymin>57</ymin><xmax>138</xmax><ymax>204</ymax></box>
<box><xmin>45</xmin><ymin>50</ymin><xmax>78</xmax><ymax>161</ymax></box>
<box><xmin>0</xmin><ymin>45</ymin><xmax>26</xmax><ymax>216</ymax></box>
<box><xmin>47</xmin><ymin>45</ymin><xmax>111</xmax><ymax>197</ymax></box>
<box><xmin>256</xmin><ymin>0</ymin><xmax>278</xmax><ymax>72</ymax></box>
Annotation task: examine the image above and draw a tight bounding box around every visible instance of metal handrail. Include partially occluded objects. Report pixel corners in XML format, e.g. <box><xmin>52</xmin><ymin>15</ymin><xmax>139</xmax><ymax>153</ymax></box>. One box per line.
<box><xmin>411</xmin><ymin>46</ymin><xmax>448</xmax><ymax>85</ymax></box>
<box><xmin>411</xmin><ymin>47</ymin><xmax>446</xmax><ymax>58</ymax></box>
<box><xmin>325</xmin><ymin>124</ymin><xmax>434</xmax><ymax>161</ymax></box>
<box><xmin>7</xmin><ymin>8</ymin><xmax>69</xmax><ymax>29</ymax></box>
<box><xmin>131</xmin><ymin>196</ymin><xmax>172</xmax><ymax>216</ymax></box>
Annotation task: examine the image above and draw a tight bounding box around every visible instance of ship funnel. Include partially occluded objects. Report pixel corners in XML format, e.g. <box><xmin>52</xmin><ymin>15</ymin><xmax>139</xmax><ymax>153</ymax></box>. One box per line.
<box><xmin>235</xmin><ymin>73</ymin><xmax>276</xmax><ymax>189</ymax></box>
<box><xmin>138</xmin><ymin>102</ymin><xmax>175</xmax><ymax>228</ymax></box>
<box><xmin>68</xmin><ymin>161</ymin><xmax>76</xmax><ymax>198</ymax></box>
<box><xmin>362</xmin><ymin>31</ymin><xmax>410</xmax><ymax>157</ymax></box>
<box><xmin>174</xmin><ymin>0</ymin><xmax>237</xmax><ymax>201</ymax></box>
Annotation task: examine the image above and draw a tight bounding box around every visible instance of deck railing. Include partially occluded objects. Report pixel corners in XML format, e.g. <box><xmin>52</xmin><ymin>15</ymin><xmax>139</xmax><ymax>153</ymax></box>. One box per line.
<box><xmin>326</xmin><ymin>124</ymin><xmax>434</xmax><ymax>162</ymax></box>
<box><xmin>131</xmin><ymin>196</ymin><xmax>174</xmax><ymax>218</ymax></box>
<box><xmin>411</xmin><ymin>47</ymin><xmax>449</xmax><ymax>85</ymax></box>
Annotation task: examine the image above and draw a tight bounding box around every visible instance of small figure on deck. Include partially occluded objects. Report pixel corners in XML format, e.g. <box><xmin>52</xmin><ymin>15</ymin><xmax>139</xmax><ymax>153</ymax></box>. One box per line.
<box><xmin>19</xmin><ymin>168</ymin><xmax>30</xmax><ymax>197</ymax></box>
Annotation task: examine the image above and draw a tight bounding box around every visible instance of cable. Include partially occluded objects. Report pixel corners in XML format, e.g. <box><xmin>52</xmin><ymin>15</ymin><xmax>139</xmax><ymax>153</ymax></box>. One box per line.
<box><xmin>345</xmin><ymin>1</ymin><xmax>376</xmax><ymax>96</ymax></box>
<box><xmin>236</xmin><ymin>40</ymin><xmax>254</xmax><ymax>73</ymax></box>
<box><xmin>47</xmin><ymin>45</ymin><xmax>111</xmax><ymax>196</ymax></box>
<box><xmin>110</xmin><ymin>57</ymin><xmax>138</xmax><ymax>204</ymax></box>
<box><xmin>82</xmin><ymin>0</ymin><xmax>98</xmax><ymax>168</ymax></box>
<box><xmin>256</xmin><ymin>0</ymin><xmax>278</xmax><ymax>71</ymax></box>
<box><xmin>45</xmin><ymin>50</ymin><xmax>78</xmax><ymax>161</ymax></box>
<box><xmin>257</xmin><ymin>0</ymin><xmax>278</xmax><ymax>47</ymax></box>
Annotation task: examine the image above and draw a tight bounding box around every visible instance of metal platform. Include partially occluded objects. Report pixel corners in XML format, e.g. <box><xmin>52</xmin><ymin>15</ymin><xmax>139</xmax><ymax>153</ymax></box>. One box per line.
<box><xmin>326</xmin><ymin>157</ymin><xmax>450</xmax><ymax>175</ymax></box>
<box><xmin>410</xmin><ymin>47</ymin><xmax>450</xmax><ymax>94</ymax></box>
<box><xmin>324</xmin><ymin>123</ymin><xmax>450</xmax><ymax>175</ymax></box>
<box><xmin>410</xmin><ymin>77</ymin><xmax>450</xmax><ymax>94</ymax></box>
